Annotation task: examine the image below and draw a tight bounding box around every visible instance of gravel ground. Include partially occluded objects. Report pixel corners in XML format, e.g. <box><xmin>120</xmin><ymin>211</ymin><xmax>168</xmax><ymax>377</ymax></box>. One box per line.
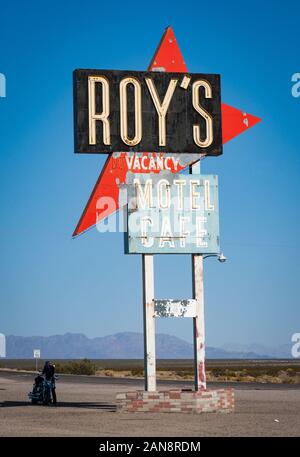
<box><xmin>0</xmin><ymin>372</ymin><xmax>299</xmax><ymax>437</ymax></box>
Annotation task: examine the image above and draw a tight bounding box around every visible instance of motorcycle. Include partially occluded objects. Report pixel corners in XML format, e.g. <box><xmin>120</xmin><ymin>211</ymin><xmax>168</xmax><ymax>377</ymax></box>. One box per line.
<box><xmin>28</xmin><ymin>372</ymin><xmax>58</xmax><ymax>405</ymax></box>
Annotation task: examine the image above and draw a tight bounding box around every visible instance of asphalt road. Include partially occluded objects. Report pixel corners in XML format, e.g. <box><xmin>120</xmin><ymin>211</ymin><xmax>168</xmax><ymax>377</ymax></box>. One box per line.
<box><xmin>0</xmin><ymin>370</ymin><xmax>299</xmax><ymax>437</ymax></box>
<box><xmin>0</xmin><ymin>369</ymin><xmax>299</xmax><ymax>390</ymax></box>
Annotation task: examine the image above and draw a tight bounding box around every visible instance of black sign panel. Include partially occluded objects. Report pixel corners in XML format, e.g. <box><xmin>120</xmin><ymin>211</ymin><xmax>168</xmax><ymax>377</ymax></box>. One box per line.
<box><xmin>73</xmin><ymin>69</ymin><xmax>222</xmax><ymax>155</ymax></box>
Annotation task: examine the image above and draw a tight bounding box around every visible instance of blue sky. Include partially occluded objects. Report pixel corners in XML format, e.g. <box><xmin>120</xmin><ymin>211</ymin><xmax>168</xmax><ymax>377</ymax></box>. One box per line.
<box><xmin>0</xmin><ymin>0</ymin><xmax>299</xmax><ymax>347</ymax></box>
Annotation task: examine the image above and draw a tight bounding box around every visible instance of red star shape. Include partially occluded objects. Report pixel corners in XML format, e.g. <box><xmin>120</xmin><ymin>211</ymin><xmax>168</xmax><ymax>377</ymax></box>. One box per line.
<box><xmin>73</xmin><ymin>27</ymin><xmax>261</xmax><ymax>236</ymax></box>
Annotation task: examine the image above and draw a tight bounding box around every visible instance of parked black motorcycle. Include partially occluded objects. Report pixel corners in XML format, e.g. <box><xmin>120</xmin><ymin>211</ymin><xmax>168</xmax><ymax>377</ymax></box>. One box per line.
<box><xmin>28</xmin><ymin>372</ymin><xmax>58</xmax><ymax>405</ymax></box>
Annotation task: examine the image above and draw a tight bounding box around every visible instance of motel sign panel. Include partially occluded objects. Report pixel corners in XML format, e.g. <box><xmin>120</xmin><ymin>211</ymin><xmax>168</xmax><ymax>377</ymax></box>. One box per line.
<box><xmin>125</xmin><ymin>174</ymin><xmax>220</xmax><ymax>254</ymax></box>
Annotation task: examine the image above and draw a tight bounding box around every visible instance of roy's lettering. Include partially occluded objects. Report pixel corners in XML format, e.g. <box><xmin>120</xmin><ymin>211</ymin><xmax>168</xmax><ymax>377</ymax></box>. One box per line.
<box><xmin>74</xmin><ymin>69</ymin><xmax>222</xmax><ymax>155</ymax></box>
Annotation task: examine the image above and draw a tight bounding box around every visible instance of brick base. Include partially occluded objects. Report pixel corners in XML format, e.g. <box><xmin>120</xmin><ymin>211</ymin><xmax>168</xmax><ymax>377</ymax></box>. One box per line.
<box><xmin>116</xmin><ymin>388</ymin><xmax>234</xmax><ymax>413</ymax></box>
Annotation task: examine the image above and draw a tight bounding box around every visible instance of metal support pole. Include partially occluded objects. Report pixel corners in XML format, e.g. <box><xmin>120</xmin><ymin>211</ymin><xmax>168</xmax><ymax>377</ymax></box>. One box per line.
<box><xmin>191</xmin><ymin>159</ymin><xmax>207</xmax><ymax>391</ymax></box>
<box><xmin>142</xmin><ymin>254</ymin><xmax>156</xmax><ymax>391</ymax></box>
<box><xmin>192</xmin><ymin>254</ymin><xmax>206</xmax><ymax>391</ymax></box>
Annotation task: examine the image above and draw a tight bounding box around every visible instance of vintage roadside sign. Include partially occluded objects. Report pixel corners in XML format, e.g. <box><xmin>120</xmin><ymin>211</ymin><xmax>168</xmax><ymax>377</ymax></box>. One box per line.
<box><xmin>72</xmin><ymin>27</ymin><xmax>260</xmax><ymax>237</ymax></box>
<box><xmin>74</xmin><ymin>69</ymin><xmax>222</xmax><ymax>156</ymax></box>
<box><xmin>125</xmin><ymin>174</ymin><xmax>219</xmax><ymax>254</ymax></box>
<box><xmin>72</xmin><ymin>26</ymin><xmax>261</xmax><ymax>396</ymax></box>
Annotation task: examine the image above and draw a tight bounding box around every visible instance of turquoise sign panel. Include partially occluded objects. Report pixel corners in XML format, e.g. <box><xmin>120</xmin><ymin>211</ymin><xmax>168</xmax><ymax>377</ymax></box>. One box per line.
<box><xmin>125</xmin><ymin>173</ymin><xmax>220</xmax><ymax>254</ymax></box>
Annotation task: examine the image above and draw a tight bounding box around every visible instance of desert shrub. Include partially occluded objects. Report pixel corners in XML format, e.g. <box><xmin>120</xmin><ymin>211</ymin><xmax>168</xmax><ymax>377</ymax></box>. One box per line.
<box><xmin>131</xmin><ymin>368</ymin><xmax>144</xmax><ymax>377</ymax></box>
<box><xmin>55</xmin><ymin>359</ymin><xmax>96</xmax><ymax>375</ymax></box>
<box><xmin>175</xmin><ymin>370</ymin><xmax>192</xmax><ymax>378</ymax></box>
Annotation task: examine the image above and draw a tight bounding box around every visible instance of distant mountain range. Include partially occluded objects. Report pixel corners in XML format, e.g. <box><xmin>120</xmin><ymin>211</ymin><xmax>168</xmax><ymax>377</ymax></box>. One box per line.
<box><xmin>221</xmin><ymin>342</ymin><xmax>293</xmax><ymax>359</ymax></box>
<box><xmin>2</xmin><ymin>332</ymin><xmax>293</xmax><ymax>359</ymax></box>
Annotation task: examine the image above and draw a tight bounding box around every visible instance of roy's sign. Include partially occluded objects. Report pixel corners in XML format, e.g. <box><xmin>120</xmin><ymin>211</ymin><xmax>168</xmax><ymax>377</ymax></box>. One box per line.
<box><xmin>125</xmin><ymin>174</ymin><xmax>220</xmax><ymax>254</ymax></box>
<box><xmin>73</xmin><ymin>70</ymin><xmax>222</xmax><ymax>156</ymax></box>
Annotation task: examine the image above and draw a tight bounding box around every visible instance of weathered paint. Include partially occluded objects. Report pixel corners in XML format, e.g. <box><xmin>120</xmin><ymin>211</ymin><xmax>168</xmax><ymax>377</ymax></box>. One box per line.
<box><xmin>192</xmin><ymin>254</ymin><xmax>206</xmax><ymax>391</ymax></box>
<box><xmin>192</xmin><ymin>158</ymin><xmax>206</xmax><ymax>391</ymax></box>
<box><xmin>154</xmin><ymin>299</ymin><xmax>197</xmax><ymax>318</ymax></box>
<box><xmin>125</xmin><ymin>173</ymin><xmax>220</xmax><ymax>254</ymax></box>
<box><xmin>142</xmin><ymin>254</ymin><xmax>156</xmax><ymax>392</ymax></box>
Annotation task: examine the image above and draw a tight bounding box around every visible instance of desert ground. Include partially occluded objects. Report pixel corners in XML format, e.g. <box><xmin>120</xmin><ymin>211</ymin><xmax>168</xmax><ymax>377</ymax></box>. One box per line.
<box><xmin>0</xmin><ymin>369</ymin><xmax>299</xmax><ymax>437</ymax></box>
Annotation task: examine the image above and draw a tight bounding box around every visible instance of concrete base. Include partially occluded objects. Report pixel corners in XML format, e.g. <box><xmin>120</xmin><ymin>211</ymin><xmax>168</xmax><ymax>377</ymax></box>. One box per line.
<box><xmin>116</xmin><ymin>388</ymin><xmax>234</xmax><ymax>414</ymax></box>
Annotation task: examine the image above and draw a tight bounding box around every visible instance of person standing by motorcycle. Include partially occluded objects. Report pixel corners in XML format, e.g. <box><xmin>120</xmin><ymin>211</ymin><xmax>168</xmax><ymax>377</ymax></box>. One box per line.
<box><xmin>42</xmin><ymin>361</ymin><xmax>57</xmax><ymax>404</ymax></box>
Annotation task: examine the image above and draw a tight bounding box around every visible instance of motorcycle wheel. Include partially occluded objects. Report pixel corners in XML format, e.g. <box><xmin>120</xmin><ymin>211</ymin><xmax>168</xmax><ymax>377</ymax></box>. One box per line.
<box><xmin>43</xmin><ymin>389</ymin><xmax>51</xmax><ymax>405</ymax></box>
